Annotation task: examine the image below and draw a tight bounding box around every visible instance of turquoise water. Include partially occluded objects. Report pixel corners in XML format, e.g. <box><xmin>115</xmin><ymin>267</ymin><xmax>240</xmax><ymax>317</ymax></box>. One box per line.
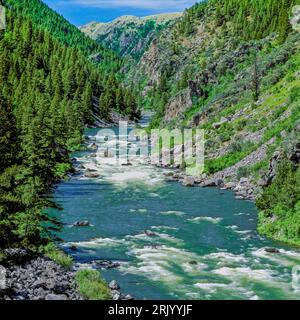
<box><xmin>52</xmin><ymin>125</ymin><xmax>300</xmax><ymax>300</ymax></box>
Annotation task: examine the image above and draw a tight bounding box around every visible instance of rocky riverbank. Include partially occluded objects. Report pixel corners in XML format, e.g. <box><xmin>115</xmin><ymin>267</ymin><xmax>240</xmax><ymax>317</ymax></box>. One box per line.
<box><xmin>158</xmin><ymin>140</ymin><xmax>300</xmax><ymax>202</ymax></box>
<box><xmin>0</xmin><ymin>248</ymin><xmax>136</xmax><ymax>301</ymax></box>
<box><xmin>0</xmin><ymin>249</ymin><xmax>81</xmax><ymax>300</ymax></box>
<box><xmin>161</xmin><ymin>168</ymin><xmax>256</xmax><ymax>201</ymax></box>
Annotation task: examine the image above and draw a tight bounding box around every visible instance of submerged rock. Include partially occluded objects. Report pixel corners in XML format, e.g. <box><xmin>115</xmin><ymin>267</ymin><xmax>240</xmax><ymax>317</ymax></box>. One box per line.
<box><xmin>73</xmin><ymin>220</ymin><xmax>90</xmax><ymax>227</ymax></box>
<box><xmin>264</xmin><ymin>248</ymin><xmax>280</xmax><ymax>254</ymax></box>
<box><xmin>121</xmin><ymin>162</ymin><xmax>133</xmax><ymax>166</ymax></box>
<box><xmin>84</xmin><ymin>172</ymin><xmax>100</xmax><ymax>178</ymax></box>
<box><xmin>94</xmin><ymin>260</ymin><xmax>120</xmax><ymax>269</ymax></box>
<box><xmin>144</xmin><ymin>230</ymin><xmax>157</xmax><ymax>237</ymax></box>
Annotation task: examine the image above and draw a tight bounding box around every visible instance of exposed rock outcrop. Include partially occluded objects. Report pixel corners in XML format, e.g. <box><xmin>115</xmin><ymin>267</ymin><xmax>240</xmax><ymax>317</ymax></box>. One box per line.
<box><xmin>0</xmin><ymin>253</ymin><xmax>81</xmax><ymax>300</ymax></box>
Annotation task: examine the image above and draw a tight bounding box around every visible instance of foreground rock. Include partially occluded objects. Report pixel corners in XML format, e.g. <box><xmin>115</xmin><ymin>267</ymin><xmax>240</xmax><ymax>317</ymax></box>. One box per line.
<box><xmin>0</xmin><ymin>254</ymin><xmax>81</xmax><ymax>300</ymax></box>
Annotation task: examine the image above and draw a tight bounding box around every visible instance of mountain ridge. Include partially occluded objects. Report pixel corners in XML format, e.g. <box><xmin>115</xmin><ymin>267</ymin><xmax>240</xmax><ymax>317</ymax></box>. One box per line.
<box><xmin>80</xmin><ymin>12</ymin><xmax>182</xmax><ymax>59</ymax></box>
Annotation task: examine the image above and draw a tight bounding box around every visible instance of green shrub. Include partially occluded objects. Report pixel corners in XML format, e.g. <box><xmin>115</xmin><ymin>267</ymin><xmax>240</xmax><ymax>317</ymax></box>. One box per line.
<box><xmin>40</xmin><ymin>243</ymin><xmax>73</xmax><ymax>269</ymax></box>
<box><xmin>237</xmin><ymin>166</ymin><xmax>251</xmax><ymax>180</ymax></box>
<box><xmin>205</xmin><ymin>142</ymin><xmax>256</xmax><ymax>174</ymax></box>
<box><xmin>290</xmin><ymin>86</ymin><xmax>300</xmax><ymax>103</ymax></box>
<box><xmin>75</xmin><ymin>270</ymin><xmax>111</xmax><ymax>300</ymax></box>
<box><xmin>54</xmin><ymin>162</ymin><xmax>72</xmax><ymax>179</ymax></box>
<box><xmin>257</xmin><ymin>157</ymin><xmax>300</xmax><ymax>246</ymax></box>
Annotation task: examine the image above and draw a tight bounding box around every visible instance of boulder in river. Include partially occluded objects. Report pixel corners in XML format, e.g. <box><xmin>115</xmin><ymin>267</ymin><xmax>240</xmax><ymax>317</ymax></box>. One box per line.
<box><xmin>73</xmin><ymin>220</ymin><xmax>90</xmax><ymax>227</ymax></box>
<box><xmin>86</xmin><ymin>168</ymin><xmax>98</xmax><ymax>173</ymax></box>
<box><xmin>224</xmin><ymin>182</ymin><xmax>236</xmax><ymax>189</ymax></box>
<box><xmin>109</xmin><ymin>280</ymin><xmax>120</xmax><ymax>290</ymax></box>
<box><xmin>201</xmin><ymin>179</ymin><xmax>217</xmax><ymax>187</ymax></box>
<box><xmin>121</xmin><ymin>162</ymin><xmax>133</xmax><ymax>166</ymax></box>
<box><xmin>144</xmin><ymin>230</ymin><xmax>157</xmax><ymax>237</ymax></box>
<box><xmin>94</xmin><ymin>260</ymin><xmax>120</xmax><ymax>269</ymax></box>
<box><xmin>264</xmin><ymin>248</ymin><xmax>280</xmax><ymax>254</ymax></box>
<box><xmin>84</xmin><ymin>172</ymin><xmax>100</xmax><ymax>178</ymax></box>
<box><xmin>88</xmin><ymin>143</ymin><xmax>98</xmax><ymax>150</ymax></box>
<box><xmin>164</xmin><ymin>172</ymin><xmax>174</xmax><ymax>177</ymax></box>
<box><xmin>183</xmin><ymin>176</ymin><xmax>195</xmax><ymax>187</ymax></box>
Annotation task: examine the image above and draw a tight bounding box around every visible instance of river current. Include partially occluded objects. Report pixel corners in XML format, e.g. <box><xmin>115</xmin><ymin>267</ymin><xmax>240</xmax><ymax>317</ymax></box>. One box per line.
<box><xmin>51</xmin><ymin>117</ymin><xmax>300</xmax><ymax>300</ymax></box>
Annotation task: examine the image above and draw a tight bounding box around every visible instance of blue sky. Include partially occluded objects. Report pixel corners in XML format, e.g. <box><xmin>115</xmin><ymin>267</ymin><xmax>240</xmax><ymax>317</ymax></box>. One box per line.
<box><xmin>43</xmin><ymin>0</ymin><xmax>198</xmax><ymax>26</ymax></box>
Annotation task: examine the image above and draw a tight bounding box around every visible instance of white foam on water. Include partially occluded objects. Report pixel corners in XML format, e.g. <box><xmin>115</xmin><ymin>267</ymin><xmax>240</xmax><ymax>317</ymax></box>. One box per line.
<box><xmin>252</xmin><ymin>247</ymin><xmax>300</xmax><ymax>266</ymax></box>
<box><xmin>188</xmin><ymin>216</ymin><xmax>223</xmax><ymax>224</ymax></box>
<box><xmin>194</xmin><ymin>282</ymin><xmax>227</xmax><ymax>291</ymax></box>
<box><xmin>160</xmin><ymin>210</ymin><xmax>186</xmax><ymax>217</ymax></box>
<box><xmin>120</xmin><ymin>246</ymin><xmax>202</xmax><ymax>286</ymax></box>
<box><xmin>72</xmin><ymin>262</ymin><xmax>94</xmax><ymax>271</ymax></box>
<box><xmin>213</xmin><ymin>266</ymin><xmax>276</xmax><ymax>282</ymax></box>
<box><xmin>226</xmin><ymin>225</ymin><xmax>239</xmax><ymax>230</ymax></box>
<box><xmin>194</xmin><ymin>280</ymin><xmax>259</xmax><ymax>300</ymax></box>
<box><xmin>182</xmin><ymin>262</ymin><xmax>208</xmax><ymax>272</ymax></box>
<box><xmin>210</xmin><ymin>265</ymin><xmax>299</xmax><ymax>298</ymax></box>
<box><xmin>203</xmin><ymin>252</ymin><xmax>248</xmax><ymax>265</ymax></box>
<box><xmin>67</xmin><ymin>237</ymin><xmax>126</xmax><ymax>248</ymax></box>
<box><xmin>125</xmin><ymin>231</ymin><xmax>184</xmax><ymax>245</ymax></box>
<box><xmin>149</xmin><ymin>192</ymin><xmax>160</xmax><ymax>197</ymax></box>
<box><xmin>109</xmin><ymin>171</ymin><xmax>151</xmax><ymax>182</ymax></box>
<box><xmin>151</xmin><ymin>226</ymin><xmax>179</xmax><ymax>231</ymax></box>
<box><xmin>225</xmin><ymin>225</ymin><xmax>253</xmax><ymax>240</ymax></box>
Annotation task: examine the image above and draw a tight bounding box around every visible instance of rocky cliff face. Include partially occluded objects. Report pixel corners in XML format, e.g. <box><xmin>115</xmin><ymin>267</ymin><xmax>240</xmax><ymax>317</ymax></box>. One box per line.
<box><xmin>132</xmin><ymin>0</ymin><xmax>300</xmax><ymax>246</ymax></box>
<box><xmin>80</xmin><ymin>13</ymin><xmax>182</xmax><ymax>59</ymax></box>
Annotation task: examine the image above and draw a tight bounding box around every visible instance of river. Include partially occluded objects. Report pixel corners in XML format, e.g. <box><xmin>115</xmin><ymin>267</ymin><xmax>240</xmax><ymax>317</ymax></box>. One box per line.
<box><xmin>50</xmin><ymin>117</ymin><xmax>300</xmax><ymax>300</ymax></box>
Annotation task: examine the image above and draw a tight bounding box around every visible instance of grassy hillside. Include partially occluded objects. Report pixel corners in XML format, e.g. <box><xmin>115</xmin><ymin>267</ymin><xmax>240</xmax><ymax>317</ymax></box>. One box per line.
<box><xmin>134</xmin><ymin>0</ymin><xmax>300</xmax><ymax>245</ymax></box>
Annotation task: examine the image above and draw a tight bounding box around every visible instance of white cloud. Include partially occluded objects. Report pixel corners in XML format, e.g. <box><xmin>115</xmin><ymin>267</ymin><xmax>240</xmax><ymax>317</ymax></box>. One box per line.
<box><xmin>68</xmin><ymin>0</ymin><xmax>196</xmax><ymax>11</ymax></box>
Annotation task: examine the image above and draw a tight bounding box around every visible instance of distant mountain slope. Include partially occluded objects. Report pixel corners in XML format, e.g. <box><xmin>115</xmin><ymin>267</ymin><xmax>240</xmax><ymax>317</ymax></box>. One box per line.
<box><xmin>80</xmin><ymin>13</ymin><xmax>182</xmax><ymax>59</ymax></box>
